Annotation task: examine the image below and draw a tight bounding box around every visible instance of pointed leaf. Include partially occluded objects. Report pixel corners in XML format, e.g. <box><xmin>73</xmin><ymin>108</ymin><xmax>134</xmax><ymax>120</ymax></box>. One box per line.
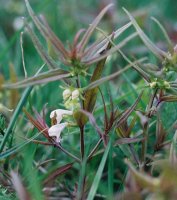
<box><xmin>83</xmin><ymin>32</ymin><xmax>138</xmax><ymax>65</ymax></box>
<box><xmin>25</xmin><ymin>0</ymin><xmax>69</xmax><ymax>59</ymax></box>
<box><xmin>84</xmin><ymin>22</ymin><xmax>131</xmax><ymax>59</ymax></box>
<box><xmin>84</xmin><ymin>35</ymin><xmax>113</xmax><ymax>113</ymax></box>
<box><xmin>78</xmin><ymin>3</ymin><xmax>113</xmax><ymax>53</ymax></box>
<box><xmin>151</xmin><ymin>17</ymin><xmax>173</xmax><ymax>51</ymax></box>
<box><xmin>4</xmin><ymin>69</ymin><xmax>70</xmax><ymax>89</ymax></box>
<box><xmin>123</xmin><ymin>8</ymin><xmax>168</xmax><ymax>60</ymax></box>
<box><xmin>26</xmin><ymin>22</ymin><xmax>58</xmax><ymax>69</ymax></box>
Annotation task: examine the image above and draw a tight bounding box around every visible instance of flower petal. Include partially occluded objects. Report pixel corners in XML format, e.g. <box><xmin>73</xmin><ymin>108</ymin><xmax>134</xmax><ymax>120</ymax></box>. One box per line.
<box><xmin>48</xmin><ymin>123</ymin><xmax>68</xmax><ymax>143</ymax></box>
<box><xmin>50</xmin><ymin>109</ymin><xmax>73</xmax><ymax>124</ymax></box>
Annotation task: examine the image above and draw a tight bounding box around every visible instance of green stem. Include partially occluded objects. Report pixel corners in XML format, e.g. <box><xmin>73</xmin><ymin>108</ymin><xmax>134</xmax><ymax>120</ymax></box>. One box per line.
<box><xmin>80</xmin><ymin>126</ymin><xmax>85</xmax><ymax>160</ymax></box>
<box><xmin>56</xmin><ymin>144</ymin><xmax>81</xmax><ymax>163</ymax></box>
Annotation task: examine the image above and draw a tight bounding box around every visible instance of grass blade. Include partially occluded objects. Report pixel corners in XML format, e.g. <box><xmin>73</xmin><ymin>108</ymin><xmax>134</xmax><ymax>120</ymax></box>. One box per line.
<box><xmin>0</xmin><ymin>86</ymin><xmax>33</xmax><ymax>152</ymax></box>
<box><xmin>87</xmin><ymin>139</ymin><xmax>111</xmax><ymax>200</ymax></box>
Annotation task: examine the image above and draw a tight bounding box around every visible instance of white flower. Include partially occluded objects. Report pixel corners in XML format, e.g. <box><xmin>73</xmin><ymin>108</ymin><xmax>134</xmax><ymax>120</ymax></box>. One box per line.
<box><xmin>72</xmin><ymin>89</ymin><xmax>80</xmax><ymax>100</ymax></box>
<box><xmin>48</xmin><ymin>122</ymin><xmax>68</xmax><ymax>143</ymax></box>
<box><xmin>49</xmin><ymin>109</ymin><xmax>72</xmax><ymax>143</ymax></box>
<box><xmin>50</xmin><ymin>109</ymin><xmax>73</xmax><ymax>124</ymax></box>
<box><xmin>63</xmin><ymin>89</ymin><xmax>71</xmax><ymax>100</ymax></box>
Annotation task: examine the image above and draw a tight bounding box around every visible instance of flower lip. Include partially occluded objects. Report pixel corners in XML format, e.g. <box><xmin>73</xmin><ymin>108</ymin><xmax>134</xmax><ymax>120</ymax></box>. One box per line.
<box><xmin>48</xmin><ymin>122</ymin><xmax>68</xmax><ymax>143</ymax></box>
<box><xmin>50</xmin><ymin>109</ymin><xmax>73</xmax><ymax>124</ymax></box>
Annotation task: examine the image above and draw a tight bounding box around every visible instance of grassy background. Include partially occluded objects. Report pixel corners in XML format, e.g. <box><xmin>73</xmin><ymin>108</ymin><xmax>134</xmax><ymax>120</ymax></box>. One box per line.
<box><xmin>0</xmin><ymin>0</ymin><xmax>177</xmax><ymax>199</ymax></box>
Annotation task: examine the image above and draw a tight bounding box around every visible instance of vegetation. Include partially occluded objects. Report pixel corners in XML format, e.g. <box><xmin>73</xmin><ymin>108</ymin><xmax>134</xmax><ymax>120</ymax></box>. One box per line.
<box><xmin>0</xmin><ymin>0</ymin><xmax>177</xmax><ymax>199</ymax></box>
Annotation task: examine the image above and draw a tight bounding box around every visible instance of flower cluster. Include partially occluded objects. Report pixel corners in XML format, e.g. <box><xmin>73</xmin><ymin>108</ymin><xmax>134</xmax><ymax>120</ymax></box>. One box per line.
<box><xmin>63</xmin><ymin>88</ymin><xmax>80</xmax><ymax>110</ymax></box>
<box><xmin>48</xmin><ymin>109</ymin><xmax>73</xmax><ymax>143</ymax></box>
<box><xmin>48</xmin><ymin>88</ymin><xmax>81</xmax><ymax>143</ymax></box>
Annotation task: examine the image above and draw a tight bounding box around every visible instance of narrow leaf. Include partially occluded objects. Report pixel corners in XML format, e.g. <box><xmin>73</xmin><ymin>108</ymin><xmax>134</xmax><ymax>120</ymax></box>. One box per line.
<box><xmin>0</xmin><ymin>87</ymin><xmax>33</xmax><ymax>152</ymax></box>
<box><xmin>78</xmin><ymin>3</ymin><xmax>113</xmax><ymax>53</ymax></box>
<box><xmin>160</xmin><ymin>95</ymin><xmax>177</xmax><ymax>102</ymax></box>
<box><xmin>84</xmin><ymin>22</ymin><xmax>131</xmax><ymax>59</ymax></box>
<box><xmin>151</xmin><ymin>17</ymin><xmax>173</xmax><ymax>51</ymax></box>
<box><xmin>26</xmin><ymin>22</ymin><xmax>58</xmax><ymax>69</ymax></box>
<box><xmin>25</xmin><ymin>0</ymin><xmax>69</xmax><ymax>59</ymax></box>
<box><xmin>123</xmin><ymin>8</ymin><xmax>168</xmax><ymax>60</ymax></box>
<box><xmin>0</xmin><ymin>65</ymin><xmax>45</xmax><ymax>152</ymax></box>
<box><xmin>4</xmin><ymin>69</ymin><xmax>70</xmax><ymax>89</ymax></box>
<box><xmin>84</xmin><ymin>35</ymin><xmax>113</xmax><ymax>113</ymax></box>
<box><xmin>83</xmin><ymin>32</ymin><xmax>138</xmax><ymax>65</ymax></box>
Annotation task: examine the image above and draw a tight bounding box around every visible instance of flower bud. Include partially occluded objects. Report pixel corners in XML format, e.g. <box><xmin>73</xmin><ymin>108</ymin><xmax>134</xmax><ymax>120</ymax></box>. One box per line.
<box><xmin>72</xmin><ymin>89</ymin><xmax>80</xmax><ymax>100</ymax></box>
<box><xmin>63</xmin><ymin>89</ymin><xmax>71</xmax><ymax>100</ymax></box>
